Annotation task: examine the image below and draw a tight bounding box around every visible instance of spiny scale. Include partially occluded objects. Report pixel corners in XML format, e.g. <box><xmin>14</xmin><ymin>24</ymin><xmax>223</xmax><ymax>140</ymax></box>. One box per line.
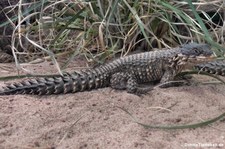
<box><xmin>1</xmin><ymin>70</ymin><xmax>110</xmax><ymax>95</ymax></box>
<box><xmin>195</xmin><ymin>60</ymin><xmax>225</xmax><ymax>76</ymax></box>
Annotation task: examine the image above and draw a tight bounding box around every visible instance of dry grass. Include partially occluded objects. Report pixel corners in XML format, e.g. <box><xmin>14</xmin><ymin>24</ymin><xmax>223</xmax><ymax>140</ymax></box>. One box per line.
<box><xmin>1</xmin><ymin>0</ymin><xmax>225</xmax><ymax>72</ymax></box>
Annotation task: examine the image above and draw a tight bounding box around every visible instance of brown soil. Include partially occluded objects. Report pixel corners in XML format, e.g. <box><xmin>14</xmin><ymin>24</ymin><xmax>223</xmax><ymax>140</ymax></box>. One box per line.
<box><xmin>0</xmin><ymin>60</ymin><xmax>225</xmax><ymax>149</ymax></box>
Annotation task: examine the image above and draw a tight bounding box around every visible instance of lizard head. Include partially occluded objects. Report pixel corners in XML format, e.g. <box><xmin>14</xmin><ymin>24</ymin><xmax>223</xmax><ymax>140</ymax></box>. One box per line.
<box><xmin>176</xmin><ymin>43</ymin><xmax>215</xmax><ymax>66</ymax></box>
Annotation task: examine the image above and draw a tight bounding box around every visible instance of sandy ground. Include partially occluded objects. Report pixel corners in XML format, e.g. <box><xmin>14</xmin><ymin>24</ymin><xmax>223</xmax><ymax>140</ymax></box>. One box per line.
<box><xmin>0</xmin><ymin>60</ymin><xmax>225</xmax><ymax>149</ymax></box>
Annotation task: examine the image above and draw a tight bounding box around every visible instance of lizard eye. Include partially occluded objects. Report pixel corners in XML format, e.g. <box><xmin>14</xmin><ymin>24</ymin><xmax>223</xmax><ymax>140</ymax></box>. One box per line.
<box><xmin>193</xmin><ymin>48</ymin><xmax>202</xmax><ymax>55</ymax></box>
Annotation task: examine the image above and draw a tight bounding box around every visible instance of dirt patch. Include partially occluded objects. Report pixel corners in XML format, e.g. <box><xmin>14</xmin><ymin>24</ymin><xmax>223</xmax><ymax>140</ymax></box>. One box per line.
<box><xmin>0</xmin><ymin>61</ymin><xmax>225</xmax><ymax>149</ymax></box>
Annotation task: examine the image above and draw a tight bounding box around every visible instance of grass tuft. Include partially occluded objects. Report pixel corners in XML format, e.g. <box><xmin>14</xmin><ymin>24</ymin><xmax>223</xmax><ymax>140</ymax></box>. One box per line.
<box><xmin>0</xmin><ymin>0</ymin><xmax>224</xmax><ymax>71</ymax></box>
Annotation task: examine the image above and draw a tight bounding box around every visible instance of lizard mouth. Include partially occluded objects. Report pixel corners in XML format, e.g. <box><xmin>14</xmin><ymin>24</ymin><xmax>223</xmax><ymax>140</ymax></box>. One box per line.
<box><xmin>177</xmin><ymin>54</ymin><xmax>216</xmax><ymax>66</ymax></box>
<box><xmin>191</xmin><ymin>54</ymin><xmax>216</xmax><ymax>62</ymax></box>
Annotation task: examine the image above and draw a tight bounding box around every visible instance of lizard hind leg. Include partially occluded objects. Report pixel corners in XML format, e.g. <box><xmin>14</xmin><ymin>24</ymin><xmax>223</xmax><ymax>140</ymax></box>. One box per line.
<box><xmin>110</xmin><ymin>72</ymin><xmax>129</xmax><ymax>90</ymax></box>
<box><xmin>110</xmin><ymin>72</ymin><xmax>153</xmax><ymax>94</ymax></box>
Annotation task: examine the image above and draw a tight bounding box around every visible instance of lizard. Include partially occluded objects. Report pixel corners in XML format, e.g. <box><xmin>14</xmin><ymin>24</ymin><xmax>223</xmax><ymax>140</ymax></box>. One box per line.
<box><xmin>0</xmin><ymin>42</ymin><xmax>214</xmax><ymax>95</ymax></box>
<box><xmin>194</xmin><ymin>60</ymin><xmax>225</xmax><ymax>76</ymax></box>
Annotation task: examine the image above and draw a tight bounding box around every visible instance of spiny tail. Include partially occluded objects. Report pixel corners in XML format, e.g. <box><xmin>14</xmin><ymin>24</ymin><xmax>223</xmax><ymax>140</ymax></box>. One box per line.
<box><xmin>194</xmin><ymin>60</ymin><xmax>225</xmax><ymax>76</ymax></box>
<box><xmin>0</xmin><ymin>70</ymin><xmax>110</xmax><ymax>95</ymax></box>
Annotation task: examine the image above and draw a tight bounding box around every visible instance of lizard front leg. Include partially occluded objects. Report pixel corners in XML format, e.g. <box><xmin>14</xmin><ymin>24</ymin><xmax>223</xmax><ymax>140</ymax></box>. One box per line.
<box><xmin>158</xmin><ymin>69</ymin><xmax>188</xmax><ymax>88</ymax></box>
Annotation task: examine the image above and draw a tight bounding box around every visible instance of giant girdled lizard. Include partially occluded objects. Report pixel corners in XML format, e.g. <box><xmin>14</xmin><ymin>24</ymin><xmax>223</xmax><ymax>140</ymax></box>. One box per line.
<box><xmin>0</xmin><ymin>43</ymin><xmax>214</xmax><ymax>95</ymax></box>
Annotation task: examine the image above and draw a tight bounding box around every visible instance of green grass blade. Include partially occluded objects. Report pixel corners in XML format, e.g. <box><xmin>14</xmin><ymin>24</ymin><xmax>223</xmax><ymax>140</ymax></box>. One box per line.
<box><xmin>122</xmin><ymin>0</ymin><xmax>151</xmax><ymax>47</ymax></box>
<box><xmin>186</xmin><ymin>0</ymin><xmax>225</xmax><ymax>56</ymax></box>
<box><xmin>118</xmin><ymin>106</ymin><xmax>225</xmax><ymax>129</ymax></box>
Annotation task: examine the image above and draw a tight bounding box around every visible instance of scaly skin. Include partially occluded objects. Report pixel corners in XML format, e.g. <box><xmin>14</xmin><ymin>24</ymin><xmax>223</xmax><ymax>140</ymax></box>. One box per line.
<box><xmin>0</xmin><ymin>50</ymin><xmax>14</xmax><ymax>63</ymax></box>
<box><xmin>194</xmin><ymin>60</ymin><xmax>225</xmax><ymax>76</ymax></box>
<box><xmin>0</xmin><ymin>43</ymin><xmax>214</xmax><ymax>95</ymax></box>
